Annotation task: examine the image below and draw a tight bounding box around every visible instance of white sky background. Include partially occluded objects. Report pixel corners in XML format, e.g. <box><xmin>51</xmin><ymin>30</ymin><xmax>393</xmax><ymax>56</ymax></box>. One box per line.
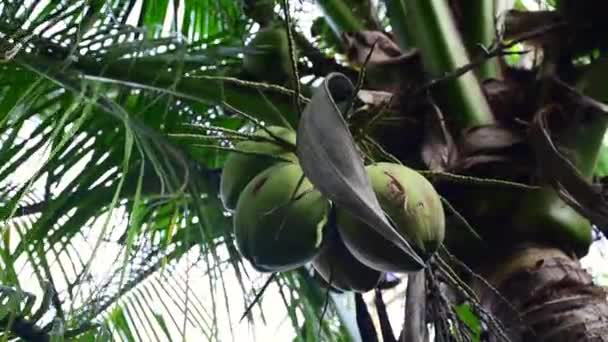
<box><xmin>5</xmin><ymin>0</ymin><xmax>608</xmax><ymax>341</ymax></box>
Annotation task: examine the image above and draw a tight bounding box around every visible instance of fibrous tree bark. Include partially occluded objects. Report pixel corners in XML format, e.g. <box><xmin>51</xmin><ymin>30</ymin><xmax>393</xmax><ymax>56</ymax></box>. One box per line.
<box><xmin>473</xmin><ymin>244</ymin><xmax>608</xmax><ymax>342</ymax></box>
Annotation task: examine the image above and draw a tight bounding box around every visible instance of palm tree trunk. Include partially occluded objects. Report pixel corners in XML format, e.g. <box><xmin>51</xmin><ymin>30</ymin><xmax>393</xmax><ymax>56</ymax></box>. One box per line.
<box><xmin>473</xmin><ymin>244</ymin><xmax>608</xmax><ymax>341</ymax></box>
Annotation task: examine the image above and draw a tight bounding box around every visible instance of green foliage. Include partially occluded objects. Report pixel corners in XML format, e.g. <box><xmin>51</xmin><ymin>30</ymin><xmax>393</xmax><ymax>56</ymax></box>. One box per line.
<box><xmin>455</xmin><ymin>303</ymin><xmax>482</xmax><ymax>342</ymax></box>
<box><xmin>310</xmin><ymin>17</ymin><xmax>344</xmax><ymax>53</ymax></box>
<box><xmin>315</xmin><ymin>0</ymin><xmax>365</xmax><ymax>37</ymax></box>
<box><xmin>595</xmin><ymin>144</ymin><xmax>608</xmax><ymax>178</ymax></box>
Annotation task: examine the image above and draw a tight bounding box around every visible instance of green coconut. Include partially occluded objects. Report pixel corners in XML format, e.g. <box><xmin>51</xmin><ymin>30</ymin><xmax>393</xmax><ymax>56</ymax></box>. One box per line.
<box><xmin>312</xmin><ymin>230</ymin><xmax>383</xmax><ymax>293</ymax></box>
<box><xmin>220</xmin><ymin>126</ymin><xmax>296</xmax><ymax>211</ymax></box>
<box><xmin>243</xmin><ymin>26</ymin><xmax>294</xmax><ymax>84</ymax></box>
<box><xmin>234</xmin><ymin>163</ymin><xmax>329</xmax><ymax>272</ymax></box>
<box><xmin>337</xmin><ymin>162</ymin><xmax>445</xmax><ymax>273</ymax></box>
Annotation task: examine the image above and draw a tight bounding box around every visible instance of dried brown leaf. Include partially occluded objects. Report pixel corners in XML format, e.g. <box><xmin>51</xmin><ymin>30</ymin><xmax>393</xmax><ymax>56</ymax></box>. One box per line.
<box><xmin>421</xmin><ymin>104</ymin><xmax>458</xmax><ymax>172</ymax></box>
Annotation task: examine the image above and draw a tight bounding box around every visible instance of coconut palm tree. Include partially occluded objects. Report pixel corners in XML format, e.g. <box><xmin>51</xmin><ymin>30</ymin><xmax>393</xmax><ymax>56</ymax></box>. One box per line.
<box><xmin>1</xmin><ymin>0</ymin><xmax>608</xmax><ymax>341</ymax></box>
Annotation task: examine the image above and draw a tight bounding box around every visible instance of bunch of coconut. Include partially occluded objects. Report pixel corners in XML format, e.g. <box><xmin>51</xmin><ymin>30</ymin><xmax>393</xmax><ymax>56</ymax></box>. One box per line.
<box><xmin>220</xmin><ymin>126</ymin><xmax>329</xmax><ymax>272</ymax></box>
<box><xmin>220</xmin><ymin>126</ymin><xmax>445</xmax><ymax>292</ymax></box>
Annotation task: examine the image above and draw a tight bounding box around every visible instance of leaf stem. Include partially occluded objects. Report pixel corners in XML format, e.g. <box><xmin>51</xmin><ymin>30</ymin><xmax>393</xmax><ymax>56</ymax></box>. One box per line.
<box><xmin>315</xmin><ymin>0</ymin><xmax>364</xmax><ymax>38</ymax></box>
<box><xmin>401</xmin><ymin>0</ymin><xmax>495</xmax><ymax>127</ymax></box>
<box><xmin>384</xmin><ymin>0</ymin><xmax>409</xmax><ymax>49</ymax></box>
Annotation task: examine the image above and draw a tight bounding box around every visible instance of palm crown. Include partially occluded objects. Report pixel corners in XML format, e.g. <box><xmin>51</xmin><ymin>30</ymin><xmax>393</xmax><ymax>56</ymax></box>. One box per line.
<box><xmin>2</xmin><ymin>0</ymin><xmax>608</xmax><ymax>341</ymax></box>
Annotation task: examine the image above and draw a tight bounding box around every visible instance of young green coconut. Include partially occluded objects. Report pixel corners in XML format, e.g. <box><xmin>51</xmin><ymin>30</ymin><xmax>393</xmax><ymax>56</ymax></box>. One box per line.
<box><xmin>220</xmin><ymin>126</ymin><xmax>296</xmax><ymax>211</ymax></box>
<box><xmin>337</xmin><ymin>162</ymin><xmax>445</xmax><ymax>273</ymax></box>
<box><xmin>243</xmin><ymin>25</ymin><xmax>295</xmax><ymax>85</ymax></box>
<box><xmin>312</xmin><ymin>227</ymin><xmax>384</xmax><ymax>293</ymax></box>
<box><xmin>234</xmin><ymin>163</ymin><xmax>329</xmax><ymax>272</ymax></box>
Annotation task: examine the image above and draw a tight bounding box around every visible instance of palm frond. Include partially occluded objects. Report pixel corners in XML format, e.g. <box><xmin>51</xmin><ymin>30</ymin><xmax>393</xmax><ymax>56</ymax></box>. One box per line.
<box><xmin>0</xmin><ymin>1</ymin><xmax>357</xmax><ymax>341</ymax></box>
